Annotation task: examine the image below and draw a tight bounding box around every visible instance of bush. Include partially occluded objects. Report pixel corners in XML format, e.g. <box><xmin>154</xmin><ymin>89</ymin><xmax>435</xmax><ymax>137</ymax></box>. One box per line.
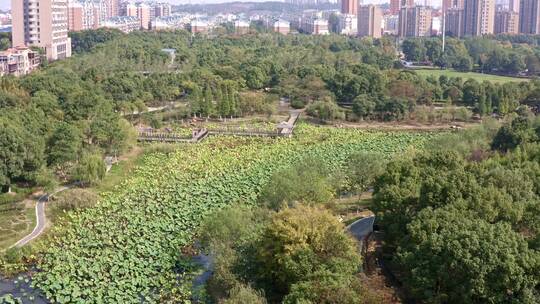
<box><xmin>50</xmin><ymin>189</ymin><xmax>98</xmax><ymax>215</ymax></box>
<box><xmin>306</xmin><ymin>99</ymin><xmax>345</xmax><ymax>121</ymax></box>
<box><xmin>223</xmin><ymin>284</ymin><xmax>267</xmax><ymax>304</ymax></box>
<box><xmin>290</xmin><ymin>99</ymin><xmax>306</xmax><ymax>109</ymax></box>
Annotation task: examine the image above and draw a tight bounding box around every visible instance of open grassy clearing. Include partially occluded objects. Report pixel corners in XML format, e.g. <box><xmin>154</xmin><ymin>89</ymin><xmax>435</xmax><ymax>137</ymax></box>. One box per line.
<box><xmin>414</xmin><ymin>69</ymin><xmax>529</xmax><ymax>83</ymax></box>
<box><xmin>0</xmin><ymin>198</ymin><xmax>36</xmax><ymax>251</ymax></box>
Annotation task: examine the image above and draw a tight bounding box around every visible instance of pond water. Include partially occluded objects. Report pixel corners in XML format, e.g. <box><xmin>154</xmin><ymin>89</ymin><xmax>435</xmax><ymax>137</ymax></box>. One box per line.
<box><xmin>0</xmin><ymin>274</ymin><xmax>47</xmax><ymax>303</ymax></box>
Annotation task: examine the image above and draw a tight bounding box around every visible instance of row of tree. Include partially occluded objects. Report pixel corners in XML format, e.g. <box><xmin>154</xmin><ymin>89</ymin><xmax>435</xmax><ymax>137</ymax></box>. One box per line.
<box><xmin>401</xmin><ymin>36</ymin><xmax>540</xmax><ymax>75</ymax></box>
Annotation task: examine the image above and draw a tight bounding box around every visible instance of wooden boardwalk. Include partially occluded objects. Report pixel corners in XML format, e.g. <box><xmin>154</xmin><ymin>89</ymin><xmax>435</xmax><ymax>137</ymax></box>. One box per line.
<box><xmin>138</xmin><ymin>129</ymin><xmax>208</xmax><ymax>143</ymax></box>
<box><xmin>137</xmin><ymin>111</ymin><xmax>301</xmax><ymax>143</ymax></box>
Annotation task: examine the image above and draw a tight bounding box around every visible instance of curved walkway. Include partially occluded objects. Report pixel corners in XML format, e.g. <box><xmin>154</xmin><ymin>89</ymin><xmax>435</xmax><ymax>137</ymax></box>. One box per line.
<box><xmin>347</xmin><ymin>216</ymin><xmax>375</xmax><ymax>241</ymax></box>
<box><xmin>10</xmin><ymin>186</ymin><xmax>72</xmax><ymax>248</ymax></box>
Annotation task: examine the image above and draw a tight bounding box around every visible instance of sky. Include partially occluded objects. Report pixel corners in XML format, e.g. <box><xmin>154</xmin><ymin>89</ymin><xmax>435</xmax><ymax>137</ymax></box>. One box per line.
<box><xmin>0</xmin><ymin>1</ymin><xmax>9</xmax><ymax>11</ymax></box>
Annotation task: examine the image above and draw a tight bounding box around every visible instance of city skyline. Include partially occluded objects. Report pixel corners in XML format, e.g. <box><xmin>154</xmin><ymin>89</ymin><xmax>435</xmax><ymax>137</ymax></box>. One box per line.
<box><xmin>0</xmin><ymin>1</ymin><xmax>451</xmax><ymax>12</ymax></box>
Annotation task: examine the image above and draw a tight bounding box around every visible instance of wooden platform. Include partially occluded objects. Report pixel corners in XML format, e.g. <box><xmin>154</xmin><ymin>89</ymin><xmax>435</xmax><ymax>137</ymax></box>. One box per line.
<box><xmin>137</xmin><ymin>111</ymin><xmax>301</xmax><ymax>143</ymax></box>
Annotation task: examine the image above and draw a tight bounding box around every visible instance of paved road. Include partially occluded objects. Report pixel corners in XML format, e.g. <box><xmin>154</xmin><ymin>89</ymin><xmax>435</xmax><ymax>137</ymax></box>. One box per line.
<box><xmin>11</xmin><ymin>186</ymin><xmax>71</xmax><ymax>248</ymax></box>
<box><xmin>347</xmin><ymin>216</ymin><xmax>375</xmax><ymax>241</ymax></box>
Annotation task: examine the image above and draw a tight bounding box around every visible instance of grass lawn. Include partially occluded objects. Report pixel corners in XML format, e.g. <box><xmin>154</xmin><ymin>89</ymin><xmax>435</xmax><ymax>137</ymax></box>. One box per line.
<box><xmin>0</xmin><ymin>197</ymin><xmax>36</xmax><ymax>251</ymax></box>
<box><xmin>414</xmin><ymin>69</ymin><xmax>529</xmax><ymax>83</ymax></box>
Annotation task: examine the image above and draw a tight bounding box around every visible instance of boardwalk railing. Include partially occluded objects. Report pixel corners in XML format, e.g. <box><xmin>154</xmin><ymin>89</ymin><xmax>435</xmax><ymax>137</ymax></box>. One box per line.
<box><xmin>138</xmin><ymin>111</ymin><xmax>301</xmax><ymax>143</ymax></box>
<box><xmin>138</xmin><ymin>131</ymin><xmax>193</xmax><ymax>143</ymax></box>
<box><xmin>208</xmin><ymin>127</ymin><xmax>281</xmax><ymax>138</ymax></box>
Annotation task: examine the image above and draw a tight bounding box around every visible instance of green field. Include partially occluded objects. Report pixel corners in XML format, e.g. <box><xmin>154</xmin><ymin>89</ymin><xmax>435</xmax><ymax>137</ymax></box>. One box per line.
<box><xmin>414</xmin><ymin>69</ymin><xmax>529</xmax><ymax>83</ymax></box>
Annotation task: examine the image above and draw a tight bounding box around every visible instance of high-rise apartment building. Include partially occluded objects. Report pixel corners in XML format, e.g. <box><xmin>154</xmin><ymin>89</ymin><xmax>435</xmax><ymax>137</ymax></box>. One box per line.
<box><xmin>390</xmin><ymin>0</ymin><xmax>400</xmax><ymax>15</ymax></box>
<box><xmin>443</xmin><ymin>0</ymin><xmax>465</xmax><ymax>11</ymax></box>
<box><xmin>463</xmin><ymin>0</ymin><xmax>495</xmax><ymax>36</ymax></box>
<box><xmin>494</xmin><ymin>10</ymin><xmax>519</xmax><ymax>34</ymax></box>
<box><xmin>68</xmin><ymin>0</ymin><xmax>104</xmax><ymax>31</ymax></box>
<box><xmin>12</xmin><ymin>0</ymin><xmax>72</xmax><ymax>60</ymax></box>
<box><xmin>104</xmin><ymin>0</ymin><xmax>119</xmax><ymax>18</ymax></box>
<box><xmin>125</xmin><ymin>2</ymin><xmax>150</xmax><ymax>30</ymax></box>
<box><xmin>153</xmin><ymin>3</ymin><xmax>171</xmax><ymax>18</ymax></box>
<box><xmin>390</xmin><ymin>0</ymin><xmax>414</xmax><ymax>15</ymax></box>
<box><xmin>509</xmin><ymin>0</ymin><xmax>519</xmax><ymax>13</ymax></box>
<box><xmin>445</xmin><ymin>8</ymin><xmax>464</xmax><ymax>37</ymax></box>
<box><xmin>68</xmin><ymin>1</ymin><xmax>84</xmax><ymax>31</ymax></box>
<box><xmin>398</xmin><ymin>6</ymin><xmax>433</xmax><ymax>37</ymax></box>
<box><xmin>341</xmin><ymin>0</ymin><xmax>358</xmax><ymax>15</ymax></box>
<box><xmin>519</xmin><ymin>0</ymin><xmax>540</xmax><ymax>34</ymax></box>
<box><xmin>137</xmin><ymin>4</ymin><xmax>150</xmax><ymax>30</ymax></box>
<box><xmin>358</xmin><ymin>4</ymin><xmax>382</xmax><ymax>38</ymax></box>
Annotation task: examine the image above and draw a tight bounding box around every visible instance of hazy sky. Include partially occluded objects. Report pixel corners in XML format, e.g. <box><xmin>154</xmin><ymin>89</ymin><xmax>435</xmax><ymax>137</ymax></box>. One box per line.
<box><xmin>0</xmin><ymin>1</ymin><xmax>10</xmax><ymax>11</ymax></box>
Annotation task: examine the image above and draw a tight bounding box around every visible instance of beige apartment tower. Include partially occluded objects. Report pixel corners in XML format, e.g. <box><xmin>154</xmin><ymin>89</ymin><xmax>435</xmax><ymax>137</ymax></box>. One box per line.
<box><xmin>463</xmin><ymin>0</ymin><xmax>495</xmax><ymax>36</ymax></box>
<box><xmin>519</xmin><ymin>0</ymin><xmax>540</xmax><ymax>34</ymax></box>
<box><xmin>12</xmin><ymin>0</ymin><xmax>72</xmax><ymax>60</ymax></box>
<box><xmin>358</xmin><ymin>5</ymin><xmax>382</xmax><ymax>38</ymax></box>
<box><xmin>398</xmin><ymin>6</ymin><xmax>433</xmax><ymax>38</ymax></box>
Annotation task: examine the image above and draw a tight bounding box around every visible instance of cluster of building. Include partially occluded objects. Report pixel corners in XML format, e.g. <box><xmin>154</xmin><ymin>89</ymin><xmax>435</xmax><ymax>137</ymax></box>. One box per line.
<box><xmin>5</xmin><ymin>0</ymin><xmax>540</xmax><ymax>77</ymax></box>
<box><xmin>443</xmin><ymin>0</ymin><xmax>539</xmax><ymax>37</ymax></box>
<box><xmin>3</xmin><ymin>0</ymin><xmax>173</xmax><ymax>76</ymax></box>
<box><xmin>67</xmin><ymin>1</ymin><xmax>171</xmax><ymax>32</ymax></box>
<box><xmin>366</xmin><ymin>0</ymin><xmax>540</xmax><ymax>38</ymax></box>
<box><xmin>0</xmin><ymin>46</ymin><xmax>40</xmax><ymax>77</ymax></box>
<box><xmin>280</xmin><ymin>0</ymin><xmax>540</xmax><ymax>39</ymax></box>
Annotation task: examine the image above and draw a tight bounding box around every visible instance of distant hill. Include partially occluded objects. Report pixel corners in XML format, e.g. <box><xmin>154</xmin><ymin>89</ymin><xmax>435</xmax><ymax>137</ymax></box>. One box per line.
<box><xmin>172</xmin><ymin>1</ymin><xmax>339</xmax><ymax>15</ymax></box>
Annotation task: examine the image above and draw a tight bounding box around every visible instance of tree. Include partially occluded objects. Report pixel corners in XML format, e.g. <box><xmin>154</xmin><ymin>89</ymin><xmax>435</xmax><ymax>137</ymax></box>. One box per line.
<box><xmin>0</xmin><ymin>116</ymin><xmax>45</xmax><ymax>192</ymax></box>
<box><xmin>402</xmin><ymin>39</ymin><xmax>427</xmax><ymax>62</ymax></box>
<box><xmin>352</xmin><ymin>94</ymin><xmax>376</xmax><ymax>119</ymax></box>
<box><xmin>47</xmin><ymin>122</ymin><xmax>82</xmax><ymax>166</ymax></box>
<box><xmin>72</xmin><ymin>152</ymin><xmax>106</xmax><ymax>186</ymax></box>
<box><xmin>243</xmin><ymin>66</ymin><xmax>267</xmax><ymax>89</ymax></box>
<box><xmin>399</xmin><ymin>206</ymin><xmax>539</xmax><ymax>303</ymax></box>
<box><xmin>201</xmin><ymin>85</ymin><xmax>214</xmax><ymax>117</ymax></box>
<box><xmin>491</xmin><ymin>116</ymin><xmax>538</xmax><ymax>152</ymax></box>
<box><xmin>328</xmin><ymin>13</ymin><xmax>340</xmax><ymax>33</ymax></box>
<box><xmin>257</xmin><ymin>205</ymin><xmax>361</xmax><ymax>298</ymax></box>
<box><xmin>346</xmin><ymin>152</ymin><xmax>386</xmax><ymax>193</ymax></box>
<box><xmin>259</xmin><ymin>158</ymin><xmax>337</xmax><ymax>210</ymax></box>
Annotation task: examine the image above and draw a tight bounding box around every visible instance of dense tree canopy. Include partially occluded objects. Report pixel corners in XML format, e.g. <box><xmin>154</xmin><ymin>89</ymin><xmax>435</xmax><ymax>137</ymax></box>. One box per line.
<box><xmin>372</xmin><ymin>116</ymin><xmax>540</xmax><ymax>303</ymax></box>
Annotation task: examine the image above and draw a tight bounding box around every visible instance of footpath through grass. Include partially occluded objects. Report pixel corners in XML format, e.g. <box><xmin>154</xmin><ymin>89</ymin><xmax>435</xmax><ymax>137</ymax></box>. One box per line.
<box><xmin>414</xmin><ymin>69</ymin><xmax>529</xmax><ymax>83</ymax></box>
<box><xmin>0</xmin><ymin>188</ymin><xmax>37</xmax><ymax>251</ymax></box>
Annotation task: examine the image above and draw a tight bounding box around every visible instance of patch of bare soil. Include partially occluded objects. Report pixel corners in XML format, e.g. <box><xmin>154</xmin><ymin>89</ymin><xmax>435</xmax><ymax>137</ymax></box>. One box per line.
<box><xmin>332</xmin><ymin>120</ymin><xmax>478</xmax><ymax>131</ymax></box>
<box><xmin>360</xmin><ymin>232</ymin><xmax>405</xmax><ymax>304</ymax></box>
